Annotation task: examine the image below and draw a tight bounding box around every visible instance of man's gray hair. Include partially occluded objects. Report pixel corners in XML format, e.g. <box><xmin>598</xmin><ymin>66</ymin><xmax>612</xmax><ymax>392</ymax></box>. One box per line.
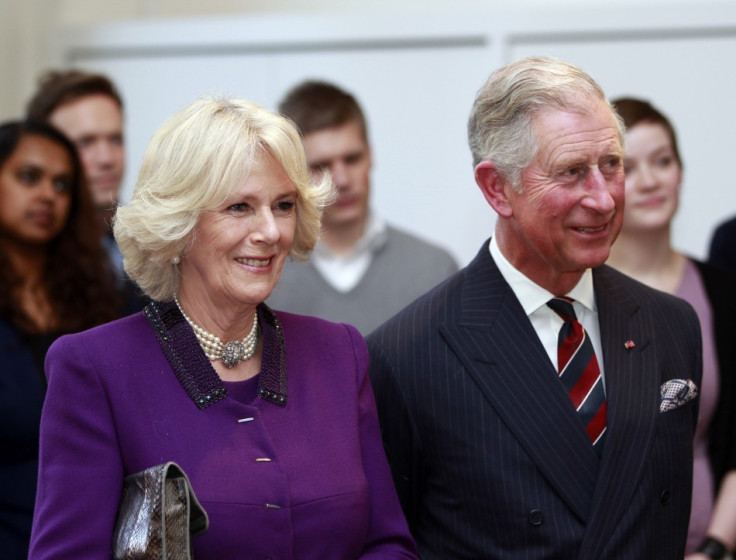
<box><xmin>467</xmin><ymin>55</ymin><xmax>624</xmax><ymax>191</ymax></box>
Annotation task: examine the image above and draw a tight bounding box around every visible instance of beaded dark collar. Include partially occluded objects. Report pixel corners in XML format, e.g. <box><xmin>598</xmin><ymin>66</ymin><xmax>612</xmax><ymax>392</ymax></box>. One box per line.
<box><xmin>144</xmin><ymin>300</ymin><xmax>288</xmax><ymax>409</ymax></box>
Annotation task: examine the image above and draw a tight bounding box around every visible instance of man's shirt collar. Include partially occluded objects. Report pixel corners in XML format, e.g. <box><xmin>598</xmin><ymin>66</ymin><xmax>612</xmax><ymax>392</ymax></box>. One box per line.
<box><xmin>489</xmin><ymin>236</ymin><xmax>596</xmax><ymax>316</ymax></box>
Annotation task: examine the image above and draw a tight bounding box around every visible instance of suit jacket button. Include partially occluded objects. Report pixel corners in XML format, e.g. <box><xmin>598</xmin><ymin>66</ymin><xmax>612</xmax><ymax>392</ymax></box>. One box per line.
<box><xmin>528</xmin><ymin>509</ymin><xmax>543</xmax><ymax>526</ymax></box>
<box><xmin>660</xmin><ymin>490</ymin><xmax>671</xmax><ymax>505</ymax></box>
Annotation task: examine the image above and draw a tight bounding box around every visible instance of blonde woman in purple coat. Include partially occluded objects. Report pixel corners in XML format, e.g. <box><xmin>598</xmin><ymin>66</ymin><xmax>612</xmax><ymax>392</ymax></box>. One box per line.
<box><xmin>28</xmin><ymin>97</ymin><xmax>418</xmax><ymax>560</ymax></box>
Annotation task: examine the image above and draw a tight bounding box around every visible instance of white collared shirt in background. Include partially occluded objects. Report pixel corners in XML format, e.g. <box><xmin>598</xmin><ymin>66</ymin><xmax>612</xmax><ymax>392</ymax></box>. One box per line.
<box><xmin>489</xmin><ymin>236</ymin><xmax>606</xmax><ymax>380</ymax></box>
<box><xmin>312</xmin><ymin>212</ymin><xmax>387</xmax><ymax>293</ymax></box>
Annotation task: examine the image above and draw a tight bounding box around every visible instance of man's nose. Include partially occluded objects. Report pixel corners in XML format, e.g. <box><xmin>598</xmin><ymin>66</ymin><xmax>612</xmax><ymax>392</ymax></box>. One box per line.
<box><xmin>93</xmin><ymin>140</ymin><xmax>116</xmax><ymax>164</ymax></box>
<box><xmin>584</xmin><ymin>168</ymin><xmax>617</xmax><ymax>214</ymax></box>
<box><xmin>329</xmin><ymin>162</ymin><xmax>349</xmax><ymax>188</ymax></box>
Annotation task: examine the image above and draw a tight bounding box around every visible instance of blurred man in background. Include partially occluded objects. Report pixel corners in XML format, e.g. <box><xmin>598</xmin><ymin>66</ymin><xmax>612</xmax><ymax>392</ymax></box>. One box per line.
<box><xmin>268</xmin><ymin>80</ymin><xmax>458</xmax><ymax>334</ymax></box>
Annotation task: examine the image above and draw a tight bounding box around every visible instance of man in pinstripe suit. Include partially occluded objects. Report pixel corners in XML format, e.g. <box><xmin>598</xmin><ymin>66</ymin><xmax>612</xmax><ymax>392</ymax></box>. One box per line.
<box><xmin>368</xmin><ymin>56</ymin><xmax>702</xmax><ymax>559</ymax></box>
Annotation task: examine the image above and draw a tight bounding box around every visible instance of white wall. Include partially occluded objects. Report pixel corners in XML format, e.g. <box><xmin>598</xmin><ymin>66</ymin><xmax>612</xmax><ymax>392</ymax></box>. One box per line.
<box><xmin>0</xmin><ymin>0</ymin><xmax>709</xmax><ymax>121</ymax></box>
<box><xmin>51</xmin><ymin>3</ymin><xmax>736</xmax><ymax>266</ymax></box>
<box><xmin>4</xmin><ymin>0</ymin><xmax>609</xmax><ymax>120</ymax></box>
<box><xmin>0</xmin><ymin>1</ymin><xmax>60</xmax><ymax>122</ymax></box>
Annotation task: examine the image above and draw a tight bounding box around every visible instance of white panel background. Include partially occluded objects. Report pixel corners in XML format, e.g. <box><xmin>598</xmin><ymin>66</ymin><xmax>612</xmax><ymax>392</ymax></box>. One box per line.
<box><xmin>60</xmin><ymin>5</ymin><xmax>736</xmax><ymax>266</ymax></box>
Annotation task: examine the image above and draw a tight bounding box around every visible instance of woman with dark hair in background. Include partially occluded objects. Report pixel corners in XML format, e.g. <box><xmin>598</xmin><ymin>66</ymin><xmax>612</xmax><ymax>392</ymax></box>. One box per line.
<box><xmin>0</xmin><ymin>120</ymin><xmax>120</xmax><ymax>559</ymax></box>
<box><xmin>609</xmin><ymin>98</ymin><xmax>736</xmax><ymax>560</ymax></box>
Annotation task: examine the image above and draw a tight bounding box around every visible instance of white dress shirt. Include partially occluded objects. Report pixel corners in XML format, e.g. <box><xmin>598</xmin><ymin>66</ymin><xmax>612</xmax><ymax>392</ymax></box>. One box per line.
<box><xmin>312</xmin><ymin>212</ymin><xmax>387</xmax><ymax>293</ymax></box>
<box><xmin>489</xmin><ymin>236</ymin><xmax>606</xmax><ymax>380</ymax></box>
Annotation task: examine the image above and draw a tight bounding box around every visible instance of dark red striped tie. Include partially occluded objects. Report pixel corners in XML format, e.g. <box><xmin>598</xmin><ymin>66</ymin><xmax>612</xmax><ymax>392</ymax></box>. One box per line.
<box><xmin>547</xmin><ymin>298</ymin><xmax>607</xmax><ymax>455</ymax></box>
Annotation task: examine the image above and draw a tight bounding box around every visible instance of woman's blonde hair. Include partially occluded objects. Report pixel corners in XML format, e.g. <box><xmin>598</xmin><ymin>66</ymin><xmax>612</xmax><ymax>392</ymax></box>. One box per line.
<box><xmin>114</xmin><ymin>96</ymin><xmax>333</xmax><ymax>301</ymax></box>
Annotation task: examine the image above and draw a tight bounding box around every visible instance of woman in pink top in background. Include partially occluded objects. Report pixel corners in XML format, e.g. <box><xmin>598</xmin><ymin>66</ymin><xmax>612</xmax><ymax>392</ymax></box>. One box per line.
<box><xmin>608</xmin><ymin>97</ymin><xmax>736</xmax><ymax>560</ymax></box>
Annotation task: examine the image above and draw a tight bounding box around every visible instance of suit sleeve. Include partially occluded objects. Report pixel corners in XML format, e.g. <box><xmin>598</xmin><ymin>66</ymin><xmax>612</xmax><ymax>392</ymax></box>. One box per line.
<box><xmin>347</xmin><ymin>325</ymin><xmax>419</xmax><ymax>559</ymax></box>
<box><xmin>28</xmin><ymin>334</ymin><xmax>124</xmax><ymax>560</ymax></box>
<box><xmin>366</xmin><ymin>332</ymin><xmax>424</xmax><ymax>538</ymax></box>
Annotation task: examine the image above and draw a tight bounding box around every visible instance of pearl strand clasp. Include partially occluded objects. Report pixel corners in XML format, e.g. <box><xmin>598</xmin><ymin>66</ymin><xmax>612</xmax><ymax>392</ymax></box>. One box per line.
<box><xmin>174</xmin><ymin>296</ymin><xmax>259</xmax><ymax>368</ymax></box>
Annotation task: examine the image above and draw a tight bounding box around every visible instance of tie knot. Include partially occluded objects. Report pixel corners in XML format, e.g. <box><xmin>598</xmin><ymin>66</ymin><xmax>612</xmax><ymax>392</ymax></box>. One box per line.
<box><xmin>547</xmin><ymin>298</ymin><xmax>577</xmax><ymax>321</ymax></box>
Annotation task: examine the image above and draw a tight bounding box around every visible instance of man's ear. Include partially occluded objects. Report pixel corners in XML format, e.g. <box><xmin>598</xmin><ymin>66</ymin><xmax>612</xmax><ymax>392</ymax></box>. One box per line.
<box><xmin>474</xmin><ymin>161</ymin><xmax>513</xmax><ymax>218</ymax></box>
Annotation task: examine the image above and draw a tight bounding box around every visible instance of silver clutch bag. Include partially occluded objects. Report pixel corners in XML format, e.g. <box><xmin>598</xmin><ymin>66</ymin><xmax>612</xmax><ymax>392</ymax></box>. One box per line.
<box><xmin>112</xmin><ymin>462</ymin><xmax>209</xmax><ymax>560</ymax></box>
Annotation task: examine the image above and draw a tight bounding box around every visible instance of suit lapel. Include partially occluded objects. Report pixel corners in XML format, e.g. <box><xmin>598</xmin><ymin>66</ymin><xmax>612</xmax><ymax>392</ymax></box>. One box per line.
<box><xmin>577</xmin><ymin>266</ymin><xmax>659</xmax><ymax>558</ymax></box>
<box><xmin>440</xmin><ymin>245</ymin><xmax>600</xmax><ymax>522</ymax></box>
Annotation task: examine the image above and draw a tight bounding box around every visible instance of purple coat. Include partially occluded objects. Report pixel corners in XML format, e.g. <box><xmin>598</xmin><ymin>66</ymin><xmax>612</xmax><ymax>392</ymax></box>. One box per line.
<box><xmin>29</xmin><ymin>302</ymin><xmax>417</xmax><ymax>559</ymax></box>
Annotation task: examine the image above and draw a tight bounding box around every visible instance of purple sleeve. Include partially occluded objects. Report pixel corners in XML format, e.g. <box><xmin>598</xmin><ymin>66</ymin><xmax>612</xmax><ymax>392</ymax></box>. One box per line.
<box><xmin>346</xmin><ymin>325</ymin><xmax>419</xmax><ymax>559</ymax></box>
<box><xmin>29</xmin><ymin>334</ymin><xmax>124</xmax><ymax>559</ymax></box>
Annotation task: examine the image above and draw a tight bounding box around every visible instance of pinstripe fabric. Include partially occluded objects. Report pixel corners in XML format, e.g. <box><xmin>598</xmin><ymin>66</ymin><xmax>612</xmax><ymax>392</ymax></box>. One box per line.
<box><xmin>368</xmin><ymin>240</ymin><xmax>702</xmax><ymax>560</ymax></box>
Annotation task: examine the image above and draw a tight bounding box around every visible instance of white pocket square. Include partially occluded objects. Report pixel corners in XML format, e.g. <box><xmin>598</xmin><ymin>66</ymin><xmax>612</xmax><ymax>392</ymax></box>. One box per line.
<box><xmin>660</xmin><ymin>379</ymin><xmax>698</xmax><ymax>412</ymax></box>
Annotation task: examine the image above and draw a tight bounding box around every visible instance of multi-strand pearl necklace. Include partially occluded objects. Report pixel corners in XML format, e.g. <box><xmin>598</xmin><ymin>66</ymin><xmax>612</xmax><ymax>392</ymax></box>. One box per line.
<box><xmin>174</xmin><ymin>296</ymin><xmax>259</xmax><ymax>368</ymax></box>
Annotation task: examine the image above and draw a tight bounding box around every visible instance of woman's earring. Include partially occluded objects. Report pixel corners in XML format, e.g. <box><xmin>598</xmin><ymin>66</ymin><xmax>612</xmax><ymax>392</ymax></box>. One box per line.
<box><xmin>172</xmin><ymin>255</ymin><xmax>181</xmax><ymax>265</ymax></box>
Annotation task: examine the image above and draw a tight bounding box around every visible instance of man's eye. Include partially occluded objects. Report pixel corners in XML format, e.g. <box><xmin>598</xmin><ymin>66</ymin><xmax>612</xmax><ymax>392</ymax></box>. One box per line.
<box><xmin>601</xmin><ymin>157</ymin><xmax>622</xmax><ymax>173</ymax></box>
